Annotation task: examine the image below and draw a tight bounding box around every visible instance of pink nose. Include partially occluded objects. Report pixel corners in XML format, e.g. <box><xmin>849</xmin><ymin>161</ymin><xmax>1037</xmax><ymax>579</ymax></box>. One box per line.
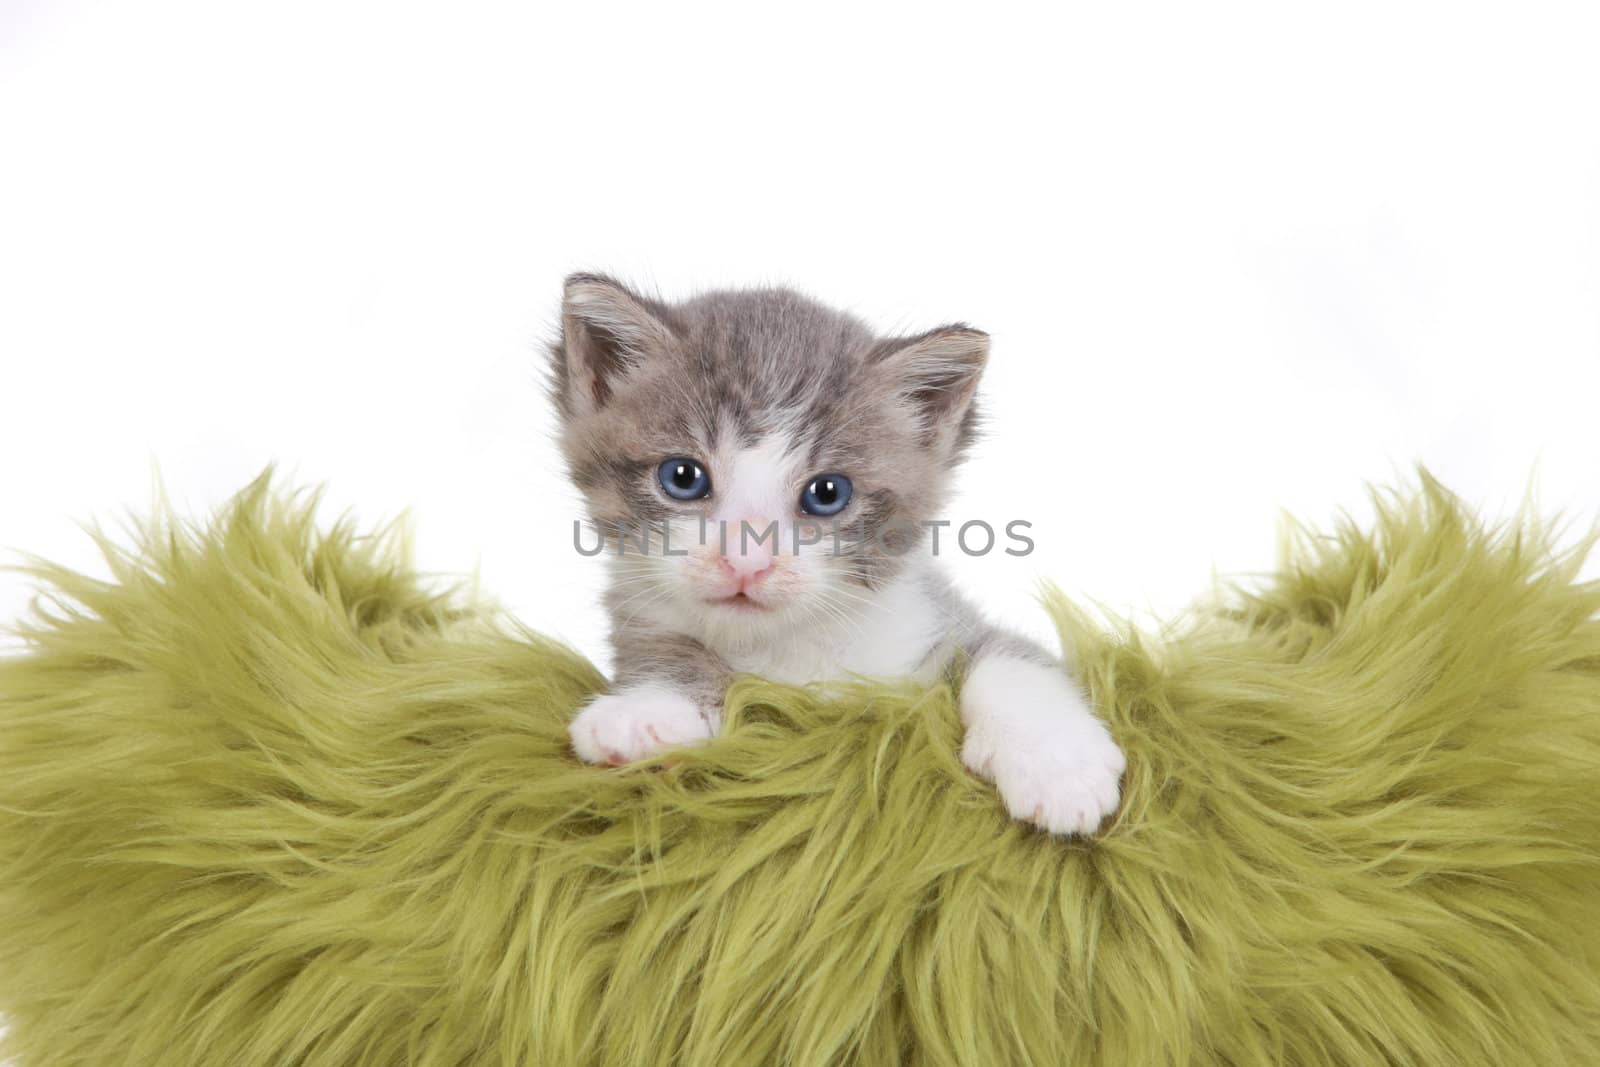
<box><xmin>718</xmin><ymin>552</ymin><xmax>776</xmax><ymax>591</ymax></box>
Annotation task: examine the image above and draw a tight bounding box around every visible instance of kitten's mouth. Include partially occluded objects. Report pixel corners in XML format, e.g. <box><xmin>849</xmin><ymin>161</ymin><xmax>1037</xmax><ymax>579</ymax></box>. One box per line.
<box><xmin>707</xmin><ymin>592</ymin><xmax>771</xmax><ymax>612</ymax></box>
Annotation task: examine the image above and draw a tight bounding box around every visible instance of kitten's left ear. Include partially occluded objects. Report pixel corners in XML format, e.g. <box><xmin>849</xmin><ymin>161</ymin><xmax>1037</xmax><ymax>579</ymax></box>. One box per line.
<box><xmin>555</xmin><ymin>273</ymin><xmax>677</xmax><ymax>412</ymax></box>
<box><xmin>869</xmin><ymin>324</ymin><xmax>989</xmax><ymax>436</ymax></box>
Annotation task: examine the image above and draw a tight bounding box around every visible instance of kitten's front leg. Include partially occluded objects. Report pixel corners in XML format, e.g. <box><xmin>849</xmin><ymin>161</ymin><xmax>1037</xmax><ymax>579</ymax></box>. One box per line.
<box><xmin>568</xmin><ymin>632</ymin><xmax>727</xmax><ymax>766</ymax></box>
<box><xmin>959</xmin><ymin>648</ymin><xmax>1125</xmax><ymax>835</ymax></box>
<box><xmin>568</xmin><ymin>685</ymin><xmax>716</xmax><ymax>765</ymax></box>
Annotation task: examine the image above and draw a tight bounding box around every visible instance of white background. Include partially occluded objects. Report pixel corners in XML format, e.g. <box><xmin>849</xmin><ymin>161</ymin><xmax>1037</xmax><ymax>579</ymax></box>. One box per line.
<box><xmin>3</xmin><ymin>2</ymin><xmax>1598</xmax><ymax>669</ymax></box>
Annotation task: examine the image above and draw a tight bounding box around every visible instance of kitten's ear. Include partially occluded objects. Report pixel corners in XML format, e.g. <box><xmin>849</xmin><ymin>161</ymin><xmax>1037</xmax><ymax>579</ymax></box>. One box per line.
<box><xmin>869</xmin><ymin>324</ymin><xmax>989</xmax><ymax>435</ymax></box>
<box><xmin>556</xmin><ymin>273</ymin><xmax>676</xmax><ymax>411</ymax></box>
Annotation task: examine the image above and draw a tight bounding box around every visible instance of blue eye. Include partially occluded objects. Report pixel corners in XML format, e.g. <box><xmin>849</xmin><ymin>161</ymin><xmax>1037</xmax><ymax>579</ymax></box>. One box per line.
<box><xmin>658</xmin><ymin>457</ymin><xmax>711</xmax><ymax>500</ymax></box>
<box><xmin>800</xmin><ymin>473</ymin><xmax>852</xmax><ymax>516</ymax></box>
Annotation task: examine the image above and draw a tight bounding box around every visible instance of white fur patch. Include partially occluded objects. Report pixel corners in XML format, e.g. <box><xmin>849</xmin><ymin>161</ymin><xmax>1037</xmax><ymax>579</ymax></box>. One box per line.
<box><xmin>958</xmin><ymin>654</ymin><xmax>1126</xmax><ymax>835</ymax></box>
<box><xmin>568</xmin><ymin>685</ymin><xmax>716</xmax><ymax>765</ymax></box>
<box><xmin>712</xmin><ymin>432</ymin><xmax>797</xmax><ymax>531</ymax></box>
<box><xmin>717</xmin><ymin>566</ymin><xmax>944</xmax><ymax>684</ymax></box>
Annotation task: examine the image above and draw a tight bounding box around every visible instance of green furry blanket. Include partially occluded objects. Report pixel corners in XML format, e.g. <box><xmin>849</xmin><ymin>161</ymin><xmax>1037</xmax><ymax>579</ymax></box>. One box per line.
<box><xmin>2</xmin><ymin>475</ymin><xmax>1598</xmax><ymax>1065</ymax></box>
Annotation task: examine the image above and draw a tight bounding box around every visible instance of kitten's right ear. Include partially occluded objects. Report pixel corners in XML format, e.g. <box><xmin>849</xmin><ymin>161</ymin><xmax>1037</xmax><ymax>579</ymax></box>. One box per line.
<box><xmin>556</xmin><ymin>273</ymin><xmax>676</xmax><ymax>411</ymax></box>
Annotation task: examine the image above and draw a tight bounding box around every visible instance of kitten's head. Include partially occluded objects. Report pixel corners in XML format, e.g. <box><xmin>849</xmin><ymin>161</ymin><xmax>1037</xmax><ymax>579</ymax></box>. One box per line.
<box><xmin>549</xmin><ymin>274</ymin><xmax>987</xmax><ymax>645</ymax></box>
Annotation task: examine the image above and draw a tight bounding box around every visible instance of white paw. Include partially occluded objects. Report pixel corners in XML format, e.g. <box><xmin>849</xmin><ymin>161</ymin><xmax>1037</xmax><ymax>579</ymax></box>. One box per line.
<box><xmin>568</xmin><ymin>685</ymin><xmax>716</xmax><ymax>765</ymax></box>
<box><xmin>960</xmin><ymin>654</ymin><xmax>1126</xmax><ymax>836</ymax></box>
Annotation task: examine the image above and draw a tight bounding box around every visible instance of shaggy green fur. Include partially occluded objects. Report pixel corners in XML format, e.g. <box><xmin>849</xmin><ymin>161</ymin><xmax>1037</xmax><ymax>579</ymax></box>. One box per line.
<box><xmin>1</xmin><ymin>474</ymin><xmax>1599</xmax><ymax>1066</ymax></box>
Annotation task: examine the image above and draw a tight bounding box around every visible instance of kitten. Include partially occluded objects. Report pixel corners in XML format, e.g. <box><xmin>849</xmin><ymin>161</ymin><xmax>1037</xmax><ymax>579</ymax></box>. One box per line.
<box><xmin>549</xmin><ymin>274</ymin><xmax>1125</xmax><ymax>835</ymax></box>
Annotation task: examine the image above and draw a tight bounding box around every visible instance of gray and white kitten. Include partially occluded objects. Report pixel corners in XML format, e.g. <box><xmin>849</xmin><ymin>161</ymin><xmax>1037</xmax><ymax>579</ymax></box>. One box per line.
<box><xmin>550</xmin><ymin>274</ymin><xmax>1124</xmax><ymax>835</ymax></box>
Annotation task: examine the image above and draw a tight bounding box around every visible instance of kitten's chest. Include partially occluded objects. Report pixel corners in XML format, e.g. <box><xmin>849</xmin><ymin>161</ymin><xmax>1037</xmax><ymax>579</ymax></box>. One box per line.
<box><xmin>717</xmin><ymin>578</ymin><xmax>946</xmax><ymax>686</ymax></box>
